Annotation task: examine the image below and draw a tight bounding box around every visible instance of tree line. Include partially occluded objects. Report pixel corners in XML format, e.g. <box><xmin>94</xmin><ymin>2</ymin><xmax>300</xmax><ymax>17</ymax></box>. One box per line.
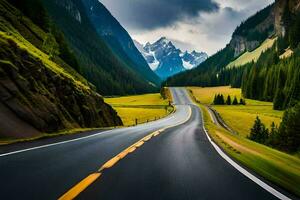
<box><xmin>213</xmin><ymin>94</ymin><xmax>246</xmax><ymax>105</ymax></box>
<box><xmin>249</xmin><ymin>102</ymin><xmax>300</xmax><ymax>153</ymax></box>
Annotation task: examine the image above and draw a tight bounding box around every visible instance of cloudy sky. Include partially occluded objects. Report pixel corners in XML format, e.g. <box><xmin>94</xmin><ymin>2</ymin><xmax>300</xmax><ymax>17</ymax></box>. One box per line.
<box><xmin>99</xmin><ymin>0</ymin><xmax>274</xmax><ymax>55</ymax></box>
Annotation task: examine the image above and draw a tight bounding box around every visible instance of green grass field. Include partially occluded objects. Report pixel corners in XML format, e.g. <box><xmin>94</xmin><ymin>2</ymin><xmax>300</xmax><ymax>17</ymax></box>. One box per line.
<box><xmin>189</xmin><ymin>86</ymin><xmax>283</xmax><ymax>137</ymax></box>
<box><xmin>200</xmin><ymin>104</ymin><xmax>300</xmax><ymax>196</ymax></box>
<box><xmin>226</xmin><ymin>38</ymin><xmax>276</xmax><ymax>69</ymax></box>
<box><xmin>105</xmin><ymin>93</ymin><xmax>173</xmax><ymax>126</ymax></box>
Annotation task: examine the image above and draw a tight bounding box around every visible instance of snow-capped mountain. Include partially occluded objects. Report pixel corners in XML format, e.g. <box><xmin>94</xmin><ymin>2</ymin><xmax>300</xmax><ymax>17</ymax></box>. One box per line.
<box><xmin>134</xmin><ymin>37</ymin><xmax>208</xmax><ymax>79</ymax></box>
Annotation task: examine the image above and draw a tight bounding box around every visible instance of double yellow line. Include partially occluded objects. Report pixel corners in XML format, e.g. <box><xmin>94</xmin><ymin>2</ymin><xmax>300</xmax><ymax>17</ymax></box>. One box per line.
<box><xmin>59</xmin><ymin>106</ymin><xmax>192</xmax><ymax>200</ymax></box>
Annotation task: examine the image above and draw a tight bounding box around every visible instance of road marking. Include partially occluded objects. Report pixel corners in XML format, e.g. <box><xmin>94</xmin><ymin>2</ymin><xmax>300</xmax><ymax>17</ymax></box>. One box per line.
<box><xmin>0</xmin><ymin>110</ymin><xmax>179</xmax><ymax>158</ymax></box>
<box><xmin>0</xmin><ymin>130</ymin><xmax>113</xmax><ymax>157</ymax></box>
<box><xmin>58</xmin><ymin>173</ymin><xmax>101</xmax><ymax>200</ymax></box>
<box><xmin>59</xmin><ymin>106</ymin><xmax>192</xmax><ymax>200</ymax></box>
<box><xmin>199</xmin><ymin>107</ymin><xmax>291</xmax><ymax>200</ymax></box>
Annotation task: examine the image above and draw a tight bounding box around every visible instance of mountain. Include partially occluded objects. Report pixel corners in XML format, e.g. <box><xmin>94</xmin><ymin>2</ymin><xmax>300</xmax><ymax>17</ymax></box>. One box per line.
<box><xmin>0</xmin><ymin>0</ymin><xmax>122</xmax><ymax>138</ymax></box>
<box><xmin>135</xmin><ymin>38</ymin><xmax>208</xmax><ymax>80</ymax></box>
<box><xmin>41</xmin><ymin>0</ymin><xmax>158</xmax><ymax>95</ymax></box>
<box><xmin>167</xmin><ymin>4</ymin><xmax>275</xmax><ymax>87</ymax></box>
<box><xmin>81</xmin><ymin>0</ymin><xmax>161</xmax><ymax>86</ymax></box>
<box><xmin>167</xmin><ymin>0</ymin><xmax>300</xmax><ymax>111</ymax></box>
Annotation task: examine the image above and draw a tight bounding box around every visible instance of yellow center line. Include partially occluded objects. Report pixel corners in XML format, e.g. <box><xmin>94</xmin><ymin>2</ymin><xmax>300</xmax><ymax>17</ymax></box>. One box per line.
<box><xmin>58</xmin><ymin>106</ymin><xmax>192</xmax><ymax>200</ymax></box>
<box><xmin>58</xmin><ymin>173</ymin><xmax>101</xmax><ymax>200</ymax></box>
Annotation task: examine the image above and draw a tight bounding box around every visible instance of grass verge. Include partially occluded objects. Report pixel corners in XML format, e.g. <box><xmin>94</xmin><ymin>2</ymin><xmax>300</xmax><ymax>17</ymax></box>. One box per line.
<box><xmin>199</xmin><ymin>104</ymin><xmax>300</xmax><ymax>197</ymax></box>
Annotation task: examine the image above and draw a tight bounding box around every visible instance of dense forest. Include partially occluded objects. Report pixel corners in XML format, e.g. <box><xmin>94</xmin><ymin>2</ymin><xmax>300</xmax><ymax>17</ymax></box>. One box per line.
<box><xmin>10</xmin><ymin>0</ymin><xmax>159</xmax><ymax>96</ymax></box>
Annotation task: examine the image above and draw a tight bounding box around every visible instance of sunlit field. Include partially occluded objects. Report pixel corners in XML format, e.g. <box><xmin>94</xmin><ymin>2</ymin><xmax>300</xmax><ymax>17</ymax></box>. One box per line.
<box><xmin>189</xmin><ymin>87</ymin><xmax>300</xmax><ymax>196</ymax></box>
<box><xmin>189</xmin><ymin>86</ymin><xmax>283</xmax><ymax>137</ymax></box>
<box><xmin>105</xmin><ymin>93</ymin><xmax>173</xmax><ymax>126</ymax></box>
<box><xmin>200</xmin><ymin>104</ymin><xmax>300</xmax><ymax>196</ymax></box>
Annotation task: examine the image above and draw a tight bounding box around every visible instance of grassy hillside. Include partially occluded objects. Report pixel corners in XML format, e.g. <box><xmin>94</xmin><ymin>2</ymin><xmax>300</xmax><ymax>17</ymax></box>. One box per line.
<box><xmin>189</xmin><ymin>86</ymin><xmax>283</xmax><ymax>137</ymax></box>
<box><xmin>226</xmin><ymin>38</ymin><xmax>276</xmax><ymax>69</ymax></box>
<box><xmin>105</xmin><ymin>94</ymin><xmax>173</xmax><ymax>126</ymax></box>
<box><xmin>0</xmin><ymin>0</ymin><xmax>122</xmax><ymax>138</ymax></box>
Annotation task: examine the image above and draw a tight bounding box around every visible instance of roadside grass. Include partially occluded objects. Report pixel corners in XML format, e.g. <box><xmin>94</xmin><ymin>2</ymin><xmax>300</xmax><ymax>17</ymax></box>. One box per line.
<box><xmin>105</xmin><ymin>93</ymin><xmax>173</xmax><ymax>126</ymax></box>
<box><xmin>200</xmin><ymin>104</ymin><xmax>300</xmax><ymax>197</ymax></box>
<box><xmin>226</xmin><ymin>38</ymin><xmax>276</xmax><ymax>69</ymax></box>
<box><xmin>188</xmin><ymin>86</ymin><xmax>283</xmax><ymax>137</ymax></box>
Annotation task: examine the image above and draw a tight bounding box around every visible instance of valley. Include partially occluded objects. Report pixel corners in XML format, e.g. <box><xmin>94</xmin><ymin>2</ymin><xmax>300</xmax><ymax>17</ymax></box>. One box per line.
<box><xmin>1</xmin><ymin>0</ymin><xmax>300</xmax><ymax>199</ymax></box>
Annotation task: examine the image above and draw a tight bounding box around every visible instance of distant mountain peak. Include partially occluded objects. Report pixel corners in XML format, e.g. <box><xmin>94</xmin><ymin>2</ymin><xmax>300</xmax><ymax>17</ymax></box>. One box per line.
<box><xmin>134</xmin><ymin>38</ymin><xmax>208</xmax><ymax>79</ymax></box>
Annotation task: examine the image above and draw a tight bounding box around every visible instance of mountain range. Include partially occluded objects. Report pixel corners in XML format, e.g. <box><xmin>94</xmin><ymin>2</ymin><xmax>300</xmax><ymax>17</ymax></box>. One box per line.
<box><xmin>42</xmin><ymin>0</ymin><xmax>159</xmax><ymax>95</ymax></box>
<box><xmin>135</xmin><ymin>38</ymin><xmax>208</xmax><ymax>79</ymax></box>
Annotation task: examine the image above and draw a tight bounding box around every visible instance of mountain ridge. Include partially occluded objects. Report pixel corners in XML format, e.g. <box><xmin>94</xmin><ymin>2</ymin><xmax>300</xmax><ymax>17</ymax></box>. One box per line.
<box><xmin>81</xmin><ymin>0</ymin><xmax>161</xmax><ymax>86</ymax></box>
<box><xmin>135</xmin><ymin>37</ymin><xmax>208</xmax><ymax>80</ymax></box>
<box><xmin>42</xmin><ymin>0</ymin><xmax>159</xmax><ymax>95</ymax></box>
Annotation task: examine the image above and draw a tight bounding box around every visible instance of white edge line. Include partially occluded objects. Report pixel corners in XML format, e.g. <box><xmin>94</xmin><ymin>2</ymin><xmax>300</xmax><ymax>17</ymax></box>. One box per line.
<box><xmin>199</xmin><ymin>107</ymin><xmax>291</xmax><ymax>200</ymax></box>
<box><xmin>0</xmin><ymin>103</ymin><xmax>191</xmax><ymax>158</ymax></box>
<box><xmin>0</xmin><ymin>130</ymin><xmax>114</xmax><ymax>157</ymax></box>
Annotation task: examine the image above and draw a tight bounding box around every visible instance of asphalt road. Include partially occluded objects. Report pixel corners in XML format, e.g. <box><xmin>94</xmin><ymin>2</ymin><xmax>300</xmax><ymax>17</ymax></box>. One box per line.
<box><xmin>0</xmin><ymin>88</ymin><xmax>291</xmax><ymax>200</ymax></box>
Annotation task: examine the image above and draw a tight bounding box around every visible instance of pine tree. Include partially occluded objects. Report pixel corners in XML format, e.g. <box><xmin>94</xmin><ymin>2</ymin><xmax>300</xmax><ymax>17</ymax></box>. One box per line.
<box><xmin>226</xmin><ymin>95</ymin><xmax>232</xmax><ymax>105</ymax></box>
<box><xmin>267</xmin><ymin>122</ymin><xmax>279</xmax><ymax>147</ymax></box>
<box><xmin>213</xmin><ymin>95</ymin><xmax>217</xmax><ymax>105</ymax></box>
<box><xmin>232</xmin><ymin>96</ymin><xmax>238</xmax><ymax>105</ymax></box>
<box><xmin>220</xmin><ymin>94</ymin><xmax>225</xmax><ymax>105</ymax></box>
<box><xmin>239</xmin><ymin>98</ymin><xmax>246</xmax><ymax>105</ymax></box>
<box><xmin>278</xmin><ymin>102</ymin><xmax>300</xmax><ymax>152</ymax></box>
<box><xmin>248</xmin><ymin>116</ymin><xmax>269</xmax><ymax>144</ymax></box>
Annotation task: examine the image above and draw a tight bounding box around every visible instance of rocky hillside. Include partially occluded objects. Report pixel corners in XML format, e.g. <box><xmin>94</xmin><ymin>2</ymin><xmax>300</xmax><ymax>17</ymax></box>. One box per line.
<box><xmin>0</xmin><ymin>0</ymin><xmax>122</xmax><ymax>138</ymax></box>
<box><xmin>167</xmin><ymin>3</ymin><xmax>277</xmax><ymax>87</ymax></box>
<box><xmin>275</xmin><ymin>0</ymin><xmax>300</xmax><ymax>36</ymax></box>
<box><xmin>135</xmin><ymin>37</ymin><xmax>207</xmax><ymax>79</ymax></box>
<box><xmin>230</xmin><ymin>4</ymin><xmax>275</xmax><ymax>57</ymax></box>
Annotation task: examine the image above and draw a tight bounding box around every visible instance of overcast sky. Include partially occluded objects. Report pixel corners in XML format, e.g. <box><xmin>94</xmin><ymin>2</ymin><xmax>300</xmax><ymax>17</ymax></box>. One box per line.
<box><xmin>99</xmin><ymin>0</ymin><xmax>274</xmax><ymax>55</ymax></box>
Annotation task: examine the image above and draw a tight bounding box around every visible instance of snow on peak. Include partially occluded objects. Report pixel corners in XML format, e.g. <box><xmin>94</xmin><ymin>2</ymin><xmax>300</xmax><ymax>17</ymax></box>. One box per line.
<box><xmin>134</xmin><ymin>37</ymin><xmax>208</xmax><ymax>79</ymax></box>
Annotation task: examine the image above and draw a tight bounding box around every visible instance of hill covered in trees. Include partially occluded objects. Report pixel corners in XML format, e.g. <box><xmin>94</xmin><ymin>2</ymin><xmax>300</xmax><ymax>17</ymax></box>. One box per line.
<box><xmin>0</xmin><ymin>0</ymin><xmax>122</xmax><ymax>138</ymax></box>
<box><xmin>11</xmin><ymin>0</ymin><xmax>160</xmax><ymax>96</ymax></box>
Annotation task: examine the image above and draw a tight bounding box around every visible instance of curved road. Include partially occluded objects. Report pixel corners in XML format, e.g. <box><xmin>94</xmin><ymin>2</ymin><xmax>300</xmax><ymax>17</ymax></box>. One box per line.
<box><xmin>0</xmin><ymin>88</ymin><xmax>291</xmax><ymax>199</ymax></box>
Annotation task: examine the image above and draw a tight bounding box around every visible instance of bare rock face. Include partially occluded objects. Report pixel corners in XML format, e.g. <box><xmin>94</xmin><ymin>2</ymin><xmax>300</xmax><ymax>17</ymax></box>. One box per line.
<box><xmin>0</xmin><ymin>37</ymin><xmax>122</xmax><ymax>138</ymax></box>
<box><xmin>230</xmin><ymin>36</ymin><xmax>260</xmax><ymax>57</ymax></box>
<box><xmin>275</xmin><ymin>0</ymin><xmax>300</xmax><ymax>37</ymax></box>
<box><xmin>55</xmin><ymin>0</ymin><xmax>82</xmax><ymax>23</ymax></box>
<box><xmin>229</xmin><ymin>5</ymin><xmax>275</xmax><ymax>57</ymax></box>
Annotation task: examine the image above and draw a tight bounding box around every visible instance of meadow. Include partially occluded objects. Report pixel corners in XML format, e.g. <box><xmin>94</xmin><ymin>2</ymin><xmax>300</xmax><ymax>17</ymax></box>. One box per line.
<box><xmin>105</xmin><ymin>93</ymin><xmax>173</xmax><ymax>126</ymax></box>
<box><xmin>189</xmin><ymin>86</ymin><xmax>283</xmax><ymax>137</ymax></box>
<box><xmin>189</xmin><ymin>86</ymin><xmax>300</xmax><ymax>196</ymax></box>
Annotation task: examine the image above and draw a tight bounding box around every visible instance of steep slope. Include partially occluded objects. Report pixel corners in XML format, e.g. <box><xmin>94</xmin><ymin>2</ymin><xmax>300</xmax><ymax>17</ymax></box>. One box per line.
<box><xmin>42</xmin><ymin>0</ymin><xmax>158</xmax><ymax>95</ymax></box>
<box><xmin>136</xmin><ymin>38</ymin><xmax>207</xmax><ymax>79</ymax></box>
<box><xmin>226</xmin><ymin>37</ymin><xmax>276</xmax><ymax>68</ymax></box>
<box><xmin>167</xmin><ymin>4</ymin><xmax>275</xmax><ymax>87</ymax></box>
<box><xmin>0</xmin><ymin>0</ymin><xmax>122</xmax><ymax>138</ymax></box>
<box><xmin>81</xmin><ymin>0</ymin><xmax>161</xmax><ymax>86</ymax></box>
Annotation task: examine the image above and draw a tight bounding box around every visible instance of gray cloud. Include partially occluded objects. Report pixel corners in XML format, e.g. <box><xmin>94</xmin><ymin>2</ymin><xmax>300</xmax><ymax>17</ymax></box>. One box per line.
<box><xmin>99</xmin><ymin>0</ymin><xmax>219</xmax><ymax>30</ymax></box>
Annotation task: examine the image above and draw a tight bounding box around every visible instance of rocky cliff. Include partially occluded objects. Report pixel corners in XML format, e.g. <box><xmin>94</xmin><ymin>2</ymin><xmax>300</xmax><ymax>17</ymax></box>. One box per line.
<box><xmin>230</xmin><ymin>5</ymin><xmax>275</xmax><ymax>57</ymax></box>
<box><xmin>275</xmin><ymin>0</ymin><xmax>300</xmax><ymax>37</ymax></box>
